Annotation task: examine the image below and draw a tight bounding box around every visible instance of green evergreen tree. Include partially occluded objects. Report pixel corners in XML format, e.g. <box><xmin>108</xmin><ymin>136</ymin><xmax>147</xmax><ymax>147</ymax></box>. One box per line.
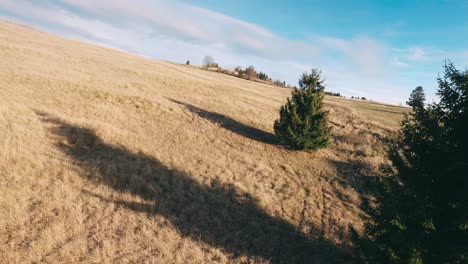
<box><xmin>353</xmin><ymin>62</ymin><xmax>468</xmax><ymax>264</ymax></box>
<box><xmin>273</xmin><ymin>69</ymin><xmax>331</xmax><ymax>150</ymax></box>
<box><xmin>258</xmin><ymin>72</ymin><xmax>269</xmax><ymax>81</ymax></box>
<box><xmin>407</xmin><ymin>86</ymin><xmax>425</xmax><ymax>109</ymax></box>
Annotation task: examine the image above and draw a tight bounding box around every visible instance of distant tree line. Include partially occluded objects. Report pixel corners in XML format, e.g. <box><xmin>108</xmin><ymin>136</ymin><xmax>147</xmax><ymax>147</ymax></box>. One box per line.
<box><xmin>196</xmin><ymin>55</ymin><xmax>291</xmax><ymax>88</ymax></box>
<box><xmin>324</xmin><ymin>91</ymin><xmax>344</xmax><ymax>98</ymax></box>
<box><xmin>197</xmin><ymin>56</ymin><xmax>369</xmax><ymax>100</ymax></box>
<box><xmin>351</xmin><ymin>96</ymin><xmax>367</xmax><ymax>100</ymax></box>
<box><xmin>258</xmin><ymin>71</ymin><xmax>270</xmax><ymax>81</ymax></box>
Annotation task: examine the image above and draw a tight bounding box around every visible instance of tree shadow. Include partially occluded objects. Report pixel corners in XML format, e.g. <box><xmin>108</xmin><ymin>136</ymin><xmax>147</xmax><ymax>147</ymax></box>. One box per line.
<box><xmin>355</xmin><ymin>106</ymin><xmax>405</xmax><ymax>115</ymax></box>
<box><xmin>329</xmin><ymin>160</ymin><xmax>379</xmax><ymax>190</ymax></box>
<box><xmin>39</xmin><ymin>113</ymin><xmax>351</xmax><ymax>263</ymax></box>
<box><xmin>169</xmin><ymin>99</ymin><xmax>280</xmax><ymax>146</ymax></box>
<box><xmin>328</xmin><ymin>159</ymin><xmax>387</xmax><ymax>212</ymax></box>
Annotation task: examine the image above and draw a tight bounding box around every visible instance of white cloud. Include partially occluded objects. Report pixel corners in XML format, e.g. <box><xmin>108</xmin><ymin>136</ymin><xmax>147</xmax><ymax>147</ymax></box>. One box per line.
<box><xmin>48</xmin><ymin>0</ymin><xmax>321</xmax><ymax>61</ymax></box>
<box><xmin>390</xmin><ymin>47</ymin><xmax>468</xmax><ymax>72</ymax></box>
<box><xmin>349</xmin><ymin>37</ymin><xmax>388</xmax><ymax>76</ymax></box>
<box><xmin>318</xmin><ymin>36</ymin><xmax>350</xmax><ymax>52</ymax></box>
<box><xmin>407</xmin><ymin>47</ymin><xmax>427</xmax><ymax>61</ymax></box>
<box><xmin>319</xmin><ymin>36</ymin><xmax>389</xmax><ymax>76</ymax></box>
<box><xmin>2</xmin><ymin>0</ymin><xmax>463</xmax><ymax>104</ymax></box>
<box><xmin>392</xmin><ymin>57</ymin><xmax>410</xmax><ymax>68</ymax></box>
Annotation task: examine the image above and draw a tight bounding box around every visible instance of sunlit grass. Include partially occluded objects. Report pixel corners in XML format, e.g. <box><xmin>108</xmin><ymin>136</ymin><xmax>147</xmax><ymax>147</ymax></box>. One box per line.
<box><xmin>0</xmin><ymin>21</ymin><xmax>400</xmax><ymax>263</ymax></box>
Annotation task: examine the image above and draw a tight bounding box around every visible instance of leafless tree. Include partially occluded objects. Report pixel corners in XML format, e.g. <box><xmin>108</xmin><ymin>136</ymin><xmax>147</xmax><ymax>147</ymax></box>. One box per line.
<box><xmin>245</xmin><ymin>66</ymin><xmax>257</xmax><ymax>80</ymax></box>
<box><xmin>202</xmin><ymin>56</ymin><xmax>213</xmax><ymax>69</ymax></box>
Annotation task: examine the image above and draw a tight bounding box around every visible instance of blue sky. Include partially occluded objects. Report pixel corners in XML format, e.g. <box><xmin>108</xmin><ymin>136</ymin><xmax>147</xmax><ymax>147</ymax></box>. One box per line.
<box><xmin>1</xmin><ymin>0</ymin><xmax>467</xmax><ymax>104</ymax></box>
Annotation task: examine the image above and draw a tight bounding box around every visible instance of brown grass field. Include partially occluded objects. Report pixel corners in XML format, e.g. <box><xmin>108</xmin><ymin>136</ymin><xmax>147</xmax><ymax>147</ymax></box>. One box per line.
<box><xmin>0</xmin><ymin>21</ymin><xmax>408</xmax><ymax>263</ymax></box>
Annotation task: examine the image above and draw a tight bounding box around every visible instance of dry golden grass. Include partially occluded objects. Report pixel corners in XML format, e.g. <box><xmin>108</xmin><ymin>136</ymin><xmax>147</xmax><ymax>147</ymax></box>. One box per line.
<box><xmin>0</xmin><ymin>21</ymin><xmax>406</xmax><ymax>263</ymax></box>
<box><xmin>326</xmin><ymin>96</ymin><xmax>410</xmax><ymax>127</ymax></box>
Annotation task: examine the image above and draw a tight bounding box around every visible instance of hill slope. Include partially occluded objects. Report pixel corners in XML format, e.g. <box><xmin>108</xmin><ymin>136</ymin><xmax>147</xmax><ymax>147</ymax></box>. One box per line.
<box><xmin>0</xmin><ymin>22</ymin><xmax>405</xmax><ymax>263</ymax></box>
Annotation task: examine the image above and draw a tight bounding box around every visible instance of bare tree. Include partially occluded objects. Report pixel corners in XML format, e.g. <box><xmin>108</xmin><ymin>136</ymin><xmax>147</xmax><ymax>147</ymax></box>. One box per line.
<box><xmin>274</xmin><ymin>80</ymin><xmax>286</xmax><ymax>87</ymax></box>
<box><xmin>245</xmin><ymin>66</ymin><xmax>257</xmax><ymax>80</ymax></box>
<box><xmin>202</xmin><ymin>56</ymin><xmax>213</xmax><ymax>69</ymax></box>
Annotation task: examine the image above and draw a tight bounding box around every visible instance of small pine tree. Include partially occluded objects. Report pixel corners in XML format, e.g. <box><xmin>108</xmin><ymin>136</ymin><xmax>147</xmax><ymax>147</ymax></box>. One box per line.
<box><xmin>258</xmin><ymin>72</ymin><xmax>269</xmax><ymax>81</ymax></box>
<box><xmin>186</xmin><ymin>60</ymin><xmax>190</xmax><ymax>65</ymax></box>
<box><xmin>353</xmin><ymin>62</ymin><xmax>468</xmax><ymax>264</ymax></box>
<box><xmin>407</xmin><ymin>85</ymin><xmax>425</xmax><ymax>109</ymax></box>
<box><xmin>273</xmin><ymin>69</ymin><xmax>331</xmax><ymax>150</ymax></box>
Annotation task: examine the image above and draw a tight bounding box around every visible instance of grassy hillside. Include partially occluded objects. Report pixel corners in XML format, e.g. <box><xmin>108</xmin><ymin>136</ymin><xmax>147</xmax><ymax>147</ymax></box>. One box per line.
<box><xmin>0</xmin><ymin>22</ymin><xmax>407</xmax><ymax>263</ymax></box>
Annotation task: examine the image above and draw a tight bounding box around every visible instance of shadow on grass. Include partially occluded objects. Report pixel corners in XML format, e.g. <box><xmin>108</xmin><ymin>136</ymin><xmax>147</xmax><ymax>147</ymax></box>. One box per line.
<box><xmin>169</xmin><ymin>99</ymin><xmax>280</xmax><ymax>146</ymax></box>
<box><xmin>328</xmin><ymin>158</ymin><xmax>388</xmax><ymax>214</ymax></box>
<box><xmin>39</xmin><ymin>113</ymin><xmax>351</xmax><ymax>263</ymax></box>
<box><xmin>355</xmin><ymin>106</ymin><xmax>405</xmax><ymax>115</ymax></box>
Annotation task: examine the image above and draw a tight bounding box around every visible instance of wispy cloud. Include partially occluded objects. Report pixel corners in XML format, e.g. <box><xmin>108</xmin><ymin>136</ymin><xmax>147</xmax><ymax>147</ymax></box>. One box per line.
<box><xmin>1</xmin><ymin>0</ymin><xmax>465</xmax><ymax>105</ymax></box>
<box><xmin>392</xmin><ymin>57</ymin><xmax>410</xmax><ymax>68</ymax></box>
<box><xmin>319</xmin><ymin>36</ymin><xmax>389</xmax><ymax>76</ymax></box>
<box><xmin>391</xmin><ymin>46</ymin><xmax>467</xmax><ymax>69</ymax></box>
<box><xmin>48</xmin><ymin>0</ymin><xmax>320</xmax><ymax>61</ymax></box>
<box><xmin>406</xmin><ymin>47</ymin><xmax>428</xmax><ymax>62</ymax></box>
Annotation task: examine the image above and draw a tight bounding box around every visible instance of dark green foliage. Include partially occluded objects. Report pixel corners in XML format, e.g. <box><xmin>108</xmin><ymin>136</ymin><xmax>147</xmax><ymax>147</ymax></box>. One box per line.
<box><xmin>273</xmin><ymin>69</ymin><xmax>331</xmax><ymax>150</ymax></box>
<box><xmin>353</xmin><ymin>62</ymin><xmax>468</xmax><ymax>264</ymax></box>
<box><xmin>407</xmin><ymin>86</ymin><xmax>425</xmax><ymax>109</ymax></box>
<box><xmin>186</xmin><ymin>60</ymin><xmax>190</xmax><ymax>65</ymax></box>
<box><xmin>258</xmin><ymin>71</ymin><xmax>269</xmax><ymax>81</ymax></box>
<box><xmin>324</xmin><ymin>91</ymin><xmax>342</xmax><ymax>97</ymax></box>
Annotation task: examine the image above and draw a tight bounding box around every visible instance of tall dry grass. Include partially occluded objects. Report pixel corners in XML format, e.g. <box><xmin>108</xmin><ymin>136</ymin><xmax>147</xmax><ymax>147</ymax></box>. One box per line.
<box><xmin>0</xmin><ymin>21</ymin><xmax>402</xmax><ymax>263</ymax></box>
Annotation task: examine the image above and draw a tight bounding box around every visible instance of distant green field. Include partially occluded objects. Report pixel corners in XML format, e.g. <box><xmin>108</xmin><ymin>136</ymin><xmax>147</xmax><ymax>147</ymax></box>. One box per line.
<box><xmin>325</xmin><ymin>96</ymin><xmax>411</xmax><ymax>127</ymax></box>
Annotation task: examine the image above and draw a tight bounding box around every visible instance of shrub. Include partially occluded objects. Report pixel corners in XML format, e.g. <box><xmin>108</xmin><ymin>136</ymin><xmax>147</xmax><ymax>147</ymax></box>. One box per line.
<box><xmin>273</xmin><ymin>69</ymin><xmax>331</xmax><ymax>150</ymax></box>
<box><xmin>186</xmin><ymin>60</ymin><xmax>190</xmax><ymax>65</ymax></box>
<box><xmin>273</xmin><ymin>80</ymin><xmax>287</xmax><ymax>87</ymax></box>
<box><xmin>353</xmin><ymin>62</ymin><xmax>468</xmax><ymax>264</ymax></box>
<box><xmin>220</xmin><ymin>68</ymin><xmax>234</xmax><ymax>75</ymax></box>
